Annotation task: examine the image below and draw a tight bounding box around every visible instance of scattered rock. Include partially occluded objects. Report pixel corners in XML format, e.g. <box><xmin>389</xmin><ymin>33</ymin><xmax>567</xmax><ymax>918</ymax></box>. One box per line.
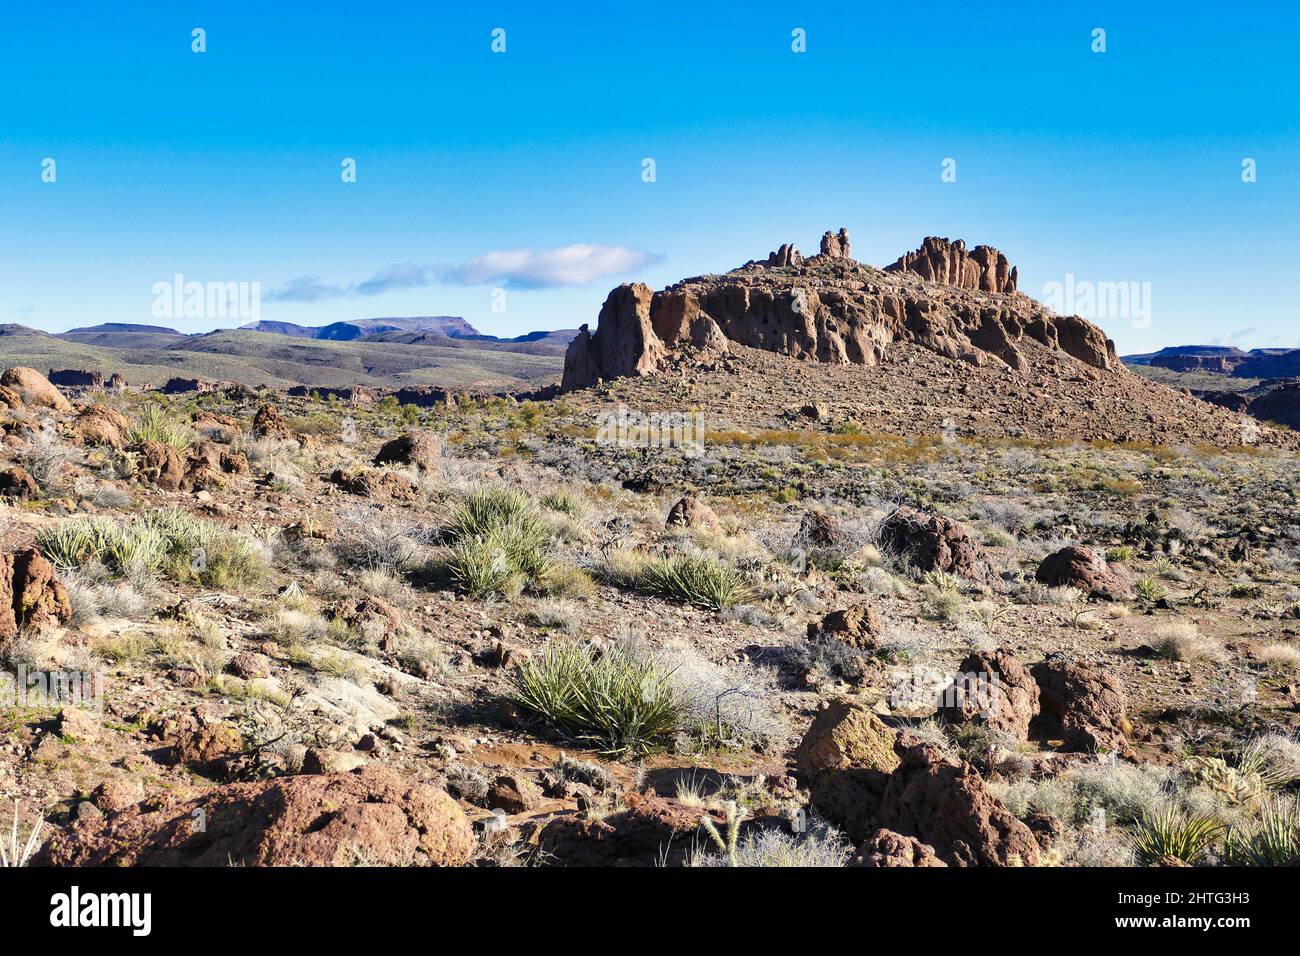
<box><xmin>301</xmin><ymin>748</ymin><xmax>367</xmax><ymax>775</ymax></box>
<box><xmin>329</xmin><ymin>468</ymin><xmax>421</xmax><ymax>502</ymax></box>
<box><xmin>74</xmin><ymin>403</ymin><xmax>133</xmax><ymax>448</ymax></box>
<box><xmin>937</xmin><ymin>648</ymin><xmax>1040</xmax><ymax>741</ymax></box>
<box><xmin>879</xmin><ymin>506</ymin><xmax>1000</xmax><ymax>586</ymax></box>
<box><xmin>135</xmin><ymin>440</ymin><xmax>185</xmax><ymax>490</ymax></box>
<box><xmin>807</xmin><ymin>603</ymin><xmax>883</xmax><ymax>649</ymax></box>
<box><xmin>486</xmin><ymin>773</ymin><xmax>543</xmax><ymax>813</ymax></box>
<box><xmin>0</xmin><ymin>466</ymin><xmax>39</xmax><ymax>500</ymax></box>
<box><xmin>252</xmin><ymin>404</ymin><xmax>292</xmax><ymax>440</ymax></box>
<box><xmin>853</xmin><ymin>828</ymin><xmax>947</xmax><ymax>867</ymax></box>
<box><xmin>665</xmin><ymin>494</ymin><xmax>721</xmax><ymax>533</ymax></box>
<box><xmin>1030</xmin><ymin>655</ymin><xmax>1133</xmax><ymax>754</ymax></box>
<box><xmin>374</xmin><ymin>431</ymin><xmax>444</xmax><ymax>472</ymax></box>
<box><xmin>794</xmin><ymin>699</ymin><xmax>900</xmax><ymax>842</ymax></box>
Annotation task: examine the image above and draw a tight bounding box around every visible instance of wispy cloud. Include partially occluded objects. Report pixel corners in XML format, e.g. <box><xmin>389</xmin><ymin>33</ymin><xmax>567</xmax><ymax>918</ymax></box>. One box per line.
<box><xmin>441</xmin><ymin>244</ymin><xmax>662</xmax><ymax>289</ymax></box>
<box><xmin>267</xmin><ymin>244</ymin><xmax>661</xmax><ymax>302</ymax></box>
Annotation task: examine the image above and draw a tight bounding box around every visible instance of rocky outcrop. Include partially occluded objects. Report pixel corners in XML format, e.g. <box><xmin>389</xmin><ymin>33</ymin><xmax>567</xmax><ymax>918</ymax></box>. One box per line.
<box><xmin>751</xmin><ymin>243</ymin><xmax>802</xmax><ymax>268</ymax></box>
<box><xmin>0</xmin><ymin>549</ymin><xmax>73</xmax><ymax>641</ymax></box>
<box><xmin>1030</xmin><ymin>655</ymin><xmax>1132</xmax><ymax>754</ymax></box>
<box><xmin>559</xmin><ymin>232</ymin><xmax>1118</xmax><ymax>390</ymax></box>
<box><xmin>135</xmin><ymin>440</ymin><xmax>186</xmax><ymax>490</ymax></box>
<box><xmin>0</xmin><ymin>367</ymin><xmax>71</xmax><ymax>411</ymax></box>
<box><xmin>820</xmin><ymin>228</ymin><xmax>852</xmax><ymax>259</ymax></box>
<box><xmin>47</xmin><ymin>369</ymin><xmax>105</xmax><ymax>388</ymax></box>
<box><xmin>538</xmin><ymin>793</ymin><xmax>705</xmax><ymax>866</ymax></box>
<box><xmin>562</xmin><ymin>284</ymin><xmax>666</xmax><ymax>389</ymax></box>
<box><xmin>252</xmin><ymin>403</ymin><xmax>292</xmax><ymax>440</ymax></box>
<box><xmin>879</xmin><ymin>506</ymin><xmax>1001</xmax><ymax>587</ymax></box>
<box><xmin>0</xmin><ymin>466</ymin><xmax>39</xmax><ymax>500</ymax></box>
<box><xmin>877</xmin><ymin>743</ymin><xmax>1040</xmax><ymax>866</ymax></box>
<box><xmin>37</xmin><ymin>766</ymin><xmax>475</xmax><ymax>867</ymax></box>
<box><xmin>885</xmin><ymin>237</ymin><xmax>1017</xmax><ymax>293</ymax></box>
<box><xmin>937</xmin><ymin>649</ymin><xmax>1039</xmax><ymax>741</ymax></box>
<box><xmin>1036</xmin><ymin>546</ymin><xmax>1133</xmax><ymax>600</ymax></box>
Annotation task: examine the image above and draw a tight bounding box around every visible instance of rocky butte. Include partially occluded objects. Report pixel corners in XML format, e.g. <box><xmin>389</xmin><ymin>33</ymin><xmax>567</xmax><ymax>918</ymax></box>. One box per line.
<box><xmin>561</xmin><ymin>231</ymin><xmax>1117</xmax><ymax>390</ymax></box>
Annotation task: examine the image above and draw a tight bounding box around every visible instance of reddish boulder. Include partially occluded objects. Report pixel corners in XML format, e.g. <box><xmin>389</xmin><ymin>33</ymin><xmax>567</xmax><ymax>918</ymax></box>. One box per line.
<box><xmin>0</xmin><ymin>466</ymin><xmax>39</xmax><ymax>500</ymax></box>
<box><xmin>878</xmin><ymin>743</ymin><xmax>1040</xmax><ymax>866</ymax></box>
<box><xmin>794</xmin><ymin>700</ymin><xmax>900</xmax><ymax>842</ymax></box>
<box><xmin>665</xmin><ymin>495</ymin><xmax>721</xmax><ymax>533</ymax></box>
<box><xmin>807</xmin><ymin>603</ymin><xmax>883</xmax><ymax>649</ymax></box>
<box><xmin>329</xmin><ymin>468</ymin><xmax>421</xmax><ymax>502</ymax></box>
<box><xmin>1036</xmin><ymin>546</ymin><xmax>1133</xmax><ymax>600</ymax></box>
<box><xmin>37</xmin><ymin>766</ymin><xmax>475</xmax><ymax>867</ymax></box>
<box><xmin>937</xmin><ymin>648</ymin><xmax>1040</xmax><ymax>741</ymax></box>
<box><xmin>252</xmin><ymin>403</ymin><xmax>292</xmax><ymax>440</ymax></box>
<box><xmin>0</xmin><ymin>367</ymin><xmax>71</xmax><ymax>411</ymax></box>
<box><xmin>538</xmin><ymin>793</ymin><xmax>704</xmax><ymax>866</ymax></box>
<box><xmin>374</xmin><ymin>431</ymin><xmax>443</xmax><ymax>472</ymax></box>
<box><xmin>1</xmin><ymin>549</ymin><xmax>73</xmax><ymax>639</ymax></box>
<box><xmin>880</xmin><ymin>506</ymin><xmax>1000</xmax><ymax>587</ymax></box>
<box><xmin>135</xmin><ymin>440</ymin><xmax>185</xmax><ymax>490</ymax></box>
<box><xmin>74</xmin><ymin>403</ymin><xmax>133</xmax><ymax>448</ymax></box>
<box><xmin>853</xmin><ymin>828</ymin><xmax>947</xmax><ymax>867</ymax></box>
<box><xmin>1030</xmin><ymin>655</ymin><xmax>1132</xmax><ymax>754</ymax></box>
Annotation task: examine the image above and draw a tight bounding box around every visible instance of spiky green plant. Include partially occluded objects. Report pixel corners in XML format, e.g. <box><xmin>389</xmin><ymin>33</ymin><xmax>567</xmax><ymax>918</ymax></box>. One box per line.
<box><xmin>635</xmin><ymin>555</ymin><xmax>751</xmax><ymax>610</ymax></box>
<box><xmin>1132</xmin><ymin>805</ymin><xmax>1225</xmax><ymax>866</ymax></box>
<box><xmin>444</xmin><ymin>488</ymin><xmax>555</xmax><ymax>592</ymax></box>
<box><xmin>1224</xmin><ymin>797</ymin><xmax>1300</xmax><ymax>866</ymax></box>
<box><xmin>444</xmin><ymin>533</ymin><xmax>526</xmax><ymax>599</ymax></box>
<box><xmin>699</xmin><ymin>800</ymin><xmax>745</xmax><ymax>866</ymax></box>
<box><xmin>510</xmin><ymin>641</ymin><xmax>682</xmax><ymax>754</ymax></box>
<box><xmin>129</xmin><ymin>404</ymin><xmax>193</xmax><ymax>450</ymax></box>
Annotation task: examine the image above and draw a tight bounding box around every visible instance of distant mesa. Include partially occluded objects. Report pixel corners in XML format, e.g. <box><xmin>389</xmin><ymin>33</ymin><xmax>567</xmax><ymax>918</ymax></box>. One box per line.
<box><xmin>562</xmin><ymin>229</ymin><xmax>1113</xmax><ymax>391</ymax></box>
<box><xmin>240</xmin><ymin>316</ymin><xmax>480</xmax><ymax>341</ymax></box>
<box><xmin>1124</xmin><ymin>344</ymin><xmax>1300</xmax><ymax>378</ymax></box>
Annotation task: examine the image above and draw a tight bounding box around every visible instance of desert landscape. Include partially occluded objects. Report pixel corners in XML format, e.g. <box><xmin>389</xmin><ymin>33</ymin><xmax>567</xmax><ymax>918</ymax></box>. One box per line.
<box><xmin>3</xmin><ymin>231</ymin><xmax>1298</xmax><ymax>873</ymax></box>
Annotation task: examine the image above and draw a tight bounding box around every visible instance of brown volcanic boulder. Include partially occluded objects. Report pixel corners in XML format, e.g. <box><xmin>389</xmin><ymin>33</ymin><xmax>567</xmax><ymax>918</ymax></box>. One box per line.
<box><xmin>854</xmin><ymin>828</ymin><xmax>947</xmax><ymax>867</ymax></box>
<box><xmin>37</xmin><ymin>765</ymin><xmax>475</xmax><ymax>867</ymax></box>
<box><xmin>329</xmin><ymin>468</ymin><xmax>421</xmax><ymax>502</ymax></box>
<box><xmin>808</xmin><ymin>603</ymin><xmax>883</xmax><ymax>649</ymax></box>
<box><xmin>0</xmin><ymin>385</ymin><xmax>23</xmax><ymax>410</ymax></box>
<box><xmin>880</xmin><ymin>506</ymin><xmax>1000</xmax><ymax>586</ymax></box>
<box><xmin>0</xmin><ymin>367</ymin><xmax>72</xmax><ymax>411</ymax></box>
<box><xmin>374</xmin><ymin>431</ymin><xmax>443</xmax><ymax>472</ymax></box>
<box><xmin>0</xmin><ymin>549</ymin><xmax>73</xmax><ymax>640</ymax></box>
<box><xmin>538</xmin><ymin>793</ymin><xmax>705</xmax><ymax>866</ymax></box>
<box><xmin>878</xmin><ymin>743</ymin><xmax>1040</xmax><ymax>866</ymax></box>
<box><xmin>251</xmin><ymin>403</ymin><xmax>292</xmax><ymax>440</ymax></box>
<box><xmin>74</xmin><ymin>403</ymin><xmax>133</xmax><ymax>448</ymax></box>
<box><xmin>135</xmin><ymin>440</ymin><xmax>185</xmax><ymax>490</ymax></box>
<box><xmin>665</xmin><ymin>495</ymin><xmax>721</xmax><ymax>533</ymax></box>
<box><xmin>937</xmin><ymin>648</ymin><xmax>1039</xmax><ymax>741</ymax></box>
<box><xmin>0</xmin><ymin>466</ymin><xmax>39</xmax><ymax>500</ymax></box>
<box><xmin>562</xmin><ymin>283</ymin><xmax>667</xmax><ymax>389</ymax></box>
<box><xmin>886</xmin><ymin>236</ymin><xmax>1017</xmax><ymax>294</ymax></box>
<box><xmin>1030</xmin><ymin>655</ymin><xmax>1132</xmax><ymax>754</ymax></box>
<box><xmin>794</xmin><ymin>699</ymin><xmax>900</xmax><ymax>843</ymax></box>
<box><xmin>1036</xmin><ymin>546</ymin><xmax>1133</xmax><ymax>600</ymax></box>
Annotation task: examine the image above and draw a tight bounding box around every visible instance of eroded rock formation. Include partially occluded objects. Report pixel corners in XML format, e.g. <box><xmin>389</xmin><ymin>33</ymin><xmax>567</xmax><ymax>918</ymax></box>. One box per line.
<box><xmin>560</xmin><ymin>232</ymin><xmax>1118</xmax><ymax>389</ymax></box>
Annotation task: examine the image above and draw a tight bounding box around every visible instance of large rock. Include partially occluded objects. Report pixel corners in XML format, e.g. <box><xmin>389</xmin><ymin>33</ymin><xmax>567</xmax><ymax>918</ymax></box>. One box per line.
<box><xmin>665</xmin><ymin>495</ymin><xmax>721</xmax><ymax>533</ymax></box>
<box><xmin>936</xmin><ymin>648</ymin><xmax>1039</xmax><ymax>741</ymax></box>
<box><xmin>819</xmin><ymin>228</ymin><xmax>852</xmax><ymax>259</ymax></box>
<box><xmin>794</xmin><ymin>699</ymin><xmax>900</xmax><ymax>842</ymax></box>
<box><xmin>36</xmin><ymin>766</ymin><xmax>475</xmax><ymax>867</ymax></box>
<box><xmin>853</xmin><ymin>828</ymin><xmax>947</xmax><ymax>867</ymax></box>
<box><xmin>562</xmin><ymin>283</ymin><xmax>667</xmax><ymax>389</ymax></box>
<box><xmin>807</xmin><ymin>603</ymin><xmax>883</xmax><ymax>649</ymax></box>
<box><xmin>878</xmin><ymin>743</ymin><xmax>1041</xmax><ymax>866</ymax></box>
<box><xmin>0</xmin><ymin>466</ymin><xmax>39</xmax><ymax>500</ymax></box>
<box><xmin>1030</xmin><ymin>655</ymin><xmax>1132</xmax><ymax>754</ymax></box>
<box><xmin>0</xmin><ymin>367</ymin><xmax>71</xmax><ymax>411</ymax></box>
<box><xmin>0</xmin><ymin>549</ymin><xmax>73</xmax><ymax>641</ymax></box>
<box><xmin>538</xmin><ymin>793</ymin><xmax>704</xmax><ymax>866</ymax></box>
<box><xmin>251</xmin><ymin>404</ymin><xmax>292</xmax><ymax>440</ymax></box>
<box><xmin>135</xmin><ymin>440</ymin><xmax>185</xmax><ymax>490</ymax></box>
<box><xmin>75</xmin><ymin>403</ymin><xmax>134</xmax><ymax>448</ymax></box>
<box><xmin>879</xmin><ymin>506</ymin><xmax>1000</xmax><ymax>586</ymax></box>
<box><xmin>329</xmin><ymin>468</ymin><xmax>421</xmax><ymax>502</ymax></box>
<box><xmin>373</xmin><ymin>431</ymin><xmax>443</xmax><ymax>472</ymax></box>
<box><xmin>1035</xmin><ymin>546</ymin><xmax>1133</xmax><ymax>600</ymax></box>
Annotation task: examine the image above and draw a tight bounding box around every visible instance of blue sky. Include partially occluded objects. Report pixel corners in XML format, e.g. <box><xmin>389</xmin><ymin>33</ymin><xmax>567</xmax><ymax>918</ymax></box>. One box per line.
<box><xmin>1</xmin><ymin>1</ymin><xmax>1296</xmax><ymax>354</ymax></box>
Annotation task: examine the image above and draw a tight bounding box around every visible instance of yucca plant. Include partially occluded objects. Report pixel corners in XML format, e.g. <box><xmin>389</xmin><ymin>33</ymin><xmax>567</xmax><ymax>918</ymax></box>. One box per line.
<box><xmin>444</xmin><ymin>488</ymin><xmax>555</xmax><ymax>593</ymax></box>
<box><xmin>635</xmin><ymin>555</ymin><xmax>751</xmax><ymax>610</ymax></box>
<box><xmin>129</xmin><ymin>404</ymin><xmax>193</xmax><ymax>450</ymax></box>
<box><xmin>1133</xmin><ymin>805</ymin><xmax>1225</xmax><ymax>866</ymax></box>
<box><xmin>1224</xmin><ymin>797</ymin><xmax>1300</xmax><ymax>866</ymax></box>
<box><xmin>510</xmin><ymin>641</ymin><xmax>682</xmax><ymax>754</ymax></box>
<box><xmin>445</xmin><ymin>533</ymin><xmax>526</xmax><ymax>599</ymax></box>
<box><xmin>0</xmin><ymin>801</ymin><xmax>44</xmax><ymax>868</ymax></box>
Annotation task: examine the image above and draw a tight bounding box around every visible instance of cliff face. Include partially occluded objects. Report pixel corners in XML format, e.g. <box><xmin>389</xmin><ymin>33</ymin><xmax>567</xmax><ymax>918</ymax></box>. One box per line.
<box><xmin>562</xmin><ymin>232</ymin><xmax>1118</xmax><ymax>390</ymax></box>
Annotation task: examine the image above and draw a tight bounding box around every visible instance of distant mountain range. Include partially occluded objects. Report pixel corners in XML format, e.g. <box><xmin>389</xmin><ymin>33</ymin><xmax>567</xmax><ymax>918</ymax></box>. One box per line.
<box><xmin>1123</xmin><ymin>345</ymin><xmax>1300</xmax><ymax>377</ymax></box>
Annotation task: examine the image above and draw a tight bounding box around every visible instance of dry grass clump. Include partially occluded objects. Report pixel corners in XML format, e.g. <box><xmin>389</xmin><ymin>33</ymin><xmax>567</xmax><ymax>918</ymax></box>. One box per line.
<box><xmin>1258</xmin><ymin>643</ymin><xmax>1300</xmax><ymax>671</ymax></box>
<box><xmin>1152</xmin><ymin>621</ymin><xmax>1226</xmax><ymax>663</ymax></box>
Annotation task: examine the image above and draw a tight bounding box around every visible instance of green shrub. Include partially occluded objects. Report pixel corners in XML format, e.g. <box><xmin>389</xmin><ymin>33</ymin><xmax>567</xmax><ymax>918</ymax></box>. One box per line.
<box><xmin>129</xmin><ymin>404</ymin><xmax>193</xmax><ymax>450</ymax></box>
<box><xmin>442</xmin><ymin>488</ymin><xmax>556</xmax><ymax>596</ymax></box>
<box><xmin>1134</xmin><ymin>577</ymin><xmax>1167</xmax><ymax>604</ymax></box>
<box><xmin>444</xmin><ymin>532</ymin><xmax>526</xmax><ymax>599</ymax></box>
<box><xmin>634</xmin><ymin>555</ymin><xmax>750</xmax><ymax>611</ymax></box>
<box><xmin>1224</xmin><ymin>798</ymin><xmax>1300</xmax><ymax>866</ymax></box>
<box><xmin>510</xmin><ymin>641</ymin><xmax>682</xmax><ymax>754</ymax></box>
<box><xmin>1132</xmin><ymin>806</ymin><xmax>1225</xmax><ymax>866</ymax></box>
<box><xmin>540</xmin><ymin>490</ymin><xmax>582</xmax><ymax>517</ymax></box>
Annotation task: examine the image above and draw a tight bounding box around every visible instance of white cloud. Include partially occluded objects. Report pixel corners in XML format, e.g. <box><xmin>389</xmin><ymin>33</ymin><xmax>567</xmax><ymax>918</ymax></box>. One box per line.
<box><xmin>441</xmin><ymin>244</ymin><xmax>662</xmax><ymax>289</ymax></box>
